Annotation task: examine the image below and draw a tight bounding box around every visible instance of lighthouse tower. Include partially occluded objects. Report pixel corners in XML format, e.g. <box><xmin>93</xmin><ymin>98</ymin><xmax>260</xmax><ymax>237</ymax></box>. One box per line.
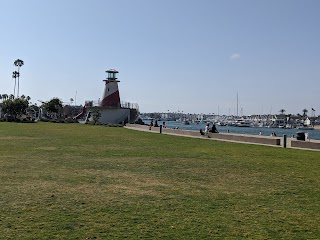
<box><xmin>74</xmin><ymin>68</ymin><xmax>139</xmax><ymax>124</ymax></box>
<box><xmin>100</xmin><ymin>69</ymin><xmax>121</xmax><ymax>107</ymax></box>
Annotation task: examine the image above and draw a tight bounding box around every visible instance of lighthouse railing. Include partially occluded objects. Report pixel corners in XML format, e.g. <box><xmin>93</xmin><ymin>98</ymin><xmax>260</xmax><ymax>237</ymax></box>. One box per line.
<box><xmin>84</xmin><ymin>100</ymin><xmax>139</xmax><ymax>111</ymax></box>
<box><xmin>120</xmin><ymin>101</ymin><xmax>139</xmax><ymax>110</ymax></box>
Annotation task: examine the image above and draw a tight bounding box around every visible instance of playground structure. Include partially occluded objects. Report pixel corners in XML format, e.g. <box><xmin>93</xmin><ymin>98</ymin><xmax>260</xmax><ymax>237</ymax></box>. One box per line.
<box><xmin>74</xmin><ymin>69</ymin><xmax>139</xmax><ymax>124</ymax></box>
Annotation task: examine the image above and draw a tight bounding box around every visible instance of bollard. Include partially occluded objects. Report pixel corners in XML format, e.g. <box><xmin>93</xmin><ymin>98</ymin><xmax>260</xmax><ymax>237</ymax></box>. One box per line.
<box><xmin>283</xmin><ymin>134</ymin><xmax>287</xmax><ymax>148</ymax></box>
<box><xmin>160</xmin><ymin>125</ymin><xmax>162</xmax><ymax>134</ymax></box>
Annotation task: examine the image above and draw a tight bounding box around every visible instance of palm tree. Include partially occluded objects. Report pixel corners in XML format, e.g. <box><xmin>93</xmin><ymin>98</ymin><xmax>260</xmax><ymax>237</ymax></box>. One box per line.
<box><xmin>302</xmin><ymin>108</ymin><xmax>308</xmax><ymax>117</ymax></box>
<box><xmin>2</xmin><ymin>94</ymin><xmax>8</xmax><ymax>101</ymax></box>
<box><xmin>0</xmin><ymin>94</ymin><xmax>2</xmax><ymax>103</ymax></box>
<box><xmin>279</xmin><ymin>109</ymin><xmax>286</xmax><ymax>115</ymax></box>
<box><xmin>12</xmin><ymin>71</ymin><xmax>19</xmax><ymax>97</ymax></box>
<box><xmin>14</xmin><ymin>59</ymin><xmax>24</xmax><ymax>97</ymax></box>
<box><xmin>9</xmin><ymin>94</ymin><xmax>14</xmax><ymax>100</ymax></box>
<box><xmin>312</xmin><ymin>108</ymin><xmax>316</xmax><ymax>117</ymax></box>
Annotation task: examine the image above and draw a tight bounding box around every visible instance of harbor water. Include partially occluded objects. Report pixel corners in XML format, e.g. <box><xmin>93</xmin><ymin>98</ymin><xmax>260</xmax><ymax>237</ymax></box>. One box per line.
<box><xmin>144</xmin><ymin>120</ymin><xmax>320</xmax><ymax>140</ymax></box>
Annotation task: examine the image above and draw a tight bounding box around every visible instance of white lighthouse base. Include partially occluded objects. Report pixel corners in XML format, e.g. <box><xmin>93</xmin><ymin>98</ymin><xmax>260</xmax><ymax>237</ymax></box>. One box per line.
<box><xmin>85</xmin><ymin>107</ymin><xmax>130</xmax><ymax>124</ymax></box>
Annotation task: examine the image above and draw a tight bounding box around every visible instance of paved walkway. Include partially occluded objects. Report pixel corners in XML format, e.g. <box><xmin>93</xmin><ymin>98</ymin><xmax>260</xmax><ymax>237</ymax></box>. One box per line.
<box><xmin>125</xmin><ymin>125</ymin><xmax>281</xmax><ymax>148</ymax></box>
<box><xmin>125</xmin><ymin>125</ymin><xmax>320</xmax><ymax>152</ymax></box>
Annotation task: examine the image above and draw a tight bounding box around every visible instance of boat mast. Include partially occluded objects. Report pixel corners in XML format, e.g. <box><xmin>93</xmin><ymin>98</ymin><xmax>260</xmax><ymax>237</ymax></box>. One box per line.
<box><xmin>237</xmin><ymin>92</ymin><xmax>239</xmax><ymax>117</ymax></box>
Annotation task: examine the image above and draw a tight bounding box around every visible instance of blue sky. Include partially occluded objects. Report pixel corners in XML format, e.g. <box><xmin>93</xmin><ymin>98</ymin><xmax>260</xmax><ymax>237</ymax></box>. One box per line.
<box><xmin>1</xmin><ymin>0</ymin><xmax>319</xmax><ymax>115</ymax></box>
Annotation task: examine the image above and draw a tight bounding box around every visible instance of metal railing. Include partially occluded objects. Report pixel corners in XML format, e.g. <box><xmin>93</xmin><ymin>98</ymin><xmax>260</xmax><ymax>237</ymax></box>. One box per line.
<box><xmin>85</xmin><ymin>100</ymin><xmax>139</xmax><ymax>111</ymax></box>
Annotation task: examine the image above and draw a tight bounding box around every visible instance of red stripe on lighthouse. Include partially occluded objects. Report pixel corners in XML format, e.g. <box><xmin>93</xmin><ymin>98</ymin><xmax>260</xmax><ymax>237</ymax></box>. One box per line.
<box><xmin>101</xmin><ymin>90</ymin><xmax>120</xmax><ymax>107</ymax></box>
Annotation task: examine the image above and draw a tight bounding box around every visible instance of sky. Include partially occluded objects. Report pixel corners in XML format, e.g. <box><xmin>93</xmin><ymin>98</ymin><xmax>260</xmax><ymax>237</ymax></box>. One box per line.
<box><xmin>1</xmin><ymin>0</ymin><xmax>320</xmax><ymax>115</ymax></box>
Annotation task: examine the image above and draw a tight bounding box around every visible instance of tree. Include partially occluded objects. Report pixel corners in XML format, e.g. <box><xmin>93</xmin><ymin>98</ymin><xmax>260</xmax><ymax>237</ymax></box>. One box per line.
<box><xmin>14</xmin><ymin>59</ymin><xmax>24</xmax><ymax>97</ymax></box>
<box><xmin>91</xmin><ymin>108</ymin><xmax>101</xmax><ymax>124</ymax></box>
<box><xmin>2</xmin><ymin>97</ymin><xmax>29</xmax><ymax>120</ymax></box>
<box><xmin>28</xmin><ymin>104</ymin><xmax>39</xmax><ymax>112</ymax></box>
<box><xmin>42</xmin><ymin>98</ymin><xmax>63</xmax><ymax>118</ymax></box>
<box><xmin>12</xmin><ymin>71</ymin><xmax>19</xmax><ymax>97</ymax></box>
<box><xmin>27</xmin><ymin>103</ymin><xmax>39</xmax><ymax>119</ymax></box>
<box><xmin>302</xmin><ymin>108</ymin><xmax>308</xmax><ymax>117</ymax></box>
<box><xmin>279</xmin><ymin>109</ymin><xmax>286</xmax><ymax>115</ymax></box>
<box><xmin>2</xmin><ymin>94</ymin><xmax>8</xmax><ymax>101</ymax></box>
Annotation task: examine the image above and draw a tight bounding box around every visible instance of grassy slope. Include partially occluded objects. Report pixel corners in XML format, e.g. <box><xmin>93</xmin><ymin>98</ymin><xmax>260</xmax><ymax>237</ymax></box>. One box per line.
<box><xmin>0</xmin><ymin>122</ymin><xmax>320</xmax><ymax>239</ymax></box>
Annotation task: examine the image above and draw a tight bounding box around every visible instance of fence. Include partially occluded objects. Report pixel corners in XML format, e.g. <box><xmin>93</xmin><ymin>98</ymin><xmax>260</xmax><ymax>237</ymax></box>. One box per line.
<box><xmin>85</xmin><ymin>100</ymin><xmax>139</xmax><ymax>111</ymax></box>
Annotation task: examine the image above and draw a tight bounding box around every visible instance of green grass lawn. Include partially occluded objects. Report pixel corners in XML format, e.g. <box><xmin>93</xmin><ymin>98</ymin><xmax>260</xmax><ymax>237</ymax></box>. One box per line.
<box><xmin>0</xmin><ymin>122</ymin><xmax>320</xmax><ymax>239</ymax></box>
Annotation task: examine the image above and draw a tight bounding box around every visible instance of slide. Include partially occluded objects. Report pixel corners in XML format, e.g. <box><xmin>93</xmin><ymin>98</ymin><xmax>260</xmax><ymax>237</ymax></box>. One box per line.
<box><xmin>73</xmin><ymin>106</ymin><xmax>87</xmax><ymax>120</ymax></box>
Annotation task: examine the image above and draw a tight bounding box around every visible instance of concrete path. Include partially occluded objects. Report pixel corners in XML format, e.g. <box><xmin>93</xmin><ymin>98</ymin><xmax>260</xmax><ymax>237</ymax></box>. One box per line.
<box><xmin>125</xmin><ymin>124</ymin><xmax>320</xmax><ymax>152</ymax></box>
<box><xmin>125</xmin><ymin>125</ymin><xmax>281</xmax><ymax>148</ymax></box>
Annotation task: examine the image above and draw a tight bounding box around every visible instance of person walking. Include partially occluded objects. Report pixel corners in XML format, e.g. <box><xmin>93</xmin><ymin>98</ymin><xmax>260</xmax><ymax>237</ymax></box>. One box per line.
<box><xmin>204</xmin><ymin>123</ymin><xmax>210</xmax><ymax>136</ymax></box>
<box><xmin>149</xmin><ymin>120</ymin><xmax>153</xmax><ymax>130</ymax></box>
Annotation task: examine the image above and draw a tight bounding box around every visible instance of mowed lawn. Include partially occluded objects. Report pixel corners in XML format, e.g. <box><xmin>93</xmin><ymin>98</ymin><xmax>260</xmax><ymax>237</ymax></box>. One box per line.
<box><xmin>0</xmin><ymin>122</ymin><xmax>320</xmax><ymax>239</ymax></box>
